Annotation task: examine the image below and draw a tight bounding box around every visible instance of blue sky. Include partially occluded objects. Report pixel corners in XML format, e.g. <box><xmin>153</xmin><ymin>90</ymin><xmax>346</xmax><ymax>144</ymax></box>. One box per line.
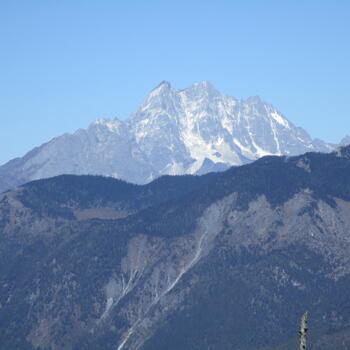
<box><xmin>1</xmin><ymin>0</ymin><xmax>349</xmax><ymax>165</ymax></box>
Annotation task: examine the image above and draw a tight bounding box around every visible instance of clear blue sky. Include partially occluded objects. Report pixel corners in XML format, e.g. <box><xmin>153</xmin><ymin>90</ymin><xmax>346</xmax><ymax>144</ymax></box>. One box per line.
<box><xmin>1</xmin><ymin>0</ymin><xmax>349</xmax><ymax>165</ymax></box>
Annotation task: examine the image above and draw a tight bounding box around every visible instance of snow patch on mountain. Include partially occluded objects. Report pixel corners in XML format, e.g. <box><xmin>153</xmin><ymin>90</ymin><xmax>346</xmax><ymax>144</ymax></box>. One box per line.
<box><xmin>271</xmin><ymin>112</ymin><xmax>290</xmax><ymax>129</ymax></box>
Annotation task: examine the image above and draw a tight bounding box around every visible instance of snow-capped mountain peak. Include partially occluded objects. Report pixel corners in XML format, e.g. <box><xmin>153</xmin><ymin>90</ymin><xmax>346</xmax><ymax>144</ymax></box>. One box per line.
<box><xmin>124</xmin><ymin>82</ymin><xmax>334</xmax><ymax>178</ymax></box>
<box><xmin>0</xmin><ymin>81</ymin><xmax>337</xmax><ymax>192</ymax></box>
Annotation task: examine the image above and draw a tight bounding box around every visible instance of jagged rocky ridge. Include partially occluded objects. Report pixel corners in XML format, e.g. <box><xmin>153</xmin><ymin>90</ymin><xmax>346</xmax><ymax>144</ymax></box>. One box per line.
<box><xmin>2</xmin><ymin>147</ymin><xmax>350</xmax><ymax>349</ymax></box>
<box><xmin>0</xmin><ymin>81</ymin><xmax>337</xmax><ymax>193</ymax></box>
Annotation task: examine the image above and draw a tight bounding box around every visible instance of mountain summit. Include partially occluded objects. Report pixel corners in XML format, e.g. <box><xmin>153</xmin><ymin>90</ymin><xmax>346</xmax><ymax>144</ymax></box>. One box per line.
<box><xmin>0</xmin><ymin>82</ymin><xmax>335</xmax><ymax>192</ymax></box>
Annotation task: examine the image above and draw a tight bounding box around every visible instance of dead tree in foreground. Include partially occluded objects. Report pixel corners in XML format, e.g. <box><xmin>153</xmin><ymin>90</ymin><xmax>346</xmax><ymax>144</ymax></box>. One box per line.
<box><xmin>299</xmin><ymin>312</ymin><xmax>308</xmax><ymax>350</ymax></box>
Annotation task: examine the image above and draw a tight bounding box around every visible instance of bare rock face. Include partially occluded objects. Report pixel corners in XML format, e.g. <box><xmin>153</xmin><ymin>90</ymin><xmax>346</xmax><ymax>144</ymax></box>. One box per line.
<box><xmin>2</xmin><ymin>147</ymin><xmax>350</xmax><ymax>350</ymax></box>
<box><xmin>0</xmin><ymin>82</ymin><xmax>336</xmax><ymax>193</ymax></box>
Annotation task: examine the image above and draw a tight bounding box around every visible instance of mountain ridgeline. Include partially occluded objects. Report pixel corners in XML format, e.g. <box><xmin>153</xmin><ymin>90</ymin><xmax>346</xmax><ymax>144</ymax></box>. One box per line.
<box><xmin>1</xmin><ymin>147</ymin><xmax>350</xmax><ymax>349</ymax></box>
<box><xmin>0</xmin><ymin>81</ymin><xmax>338</xmax><ymax>193</ymax></box>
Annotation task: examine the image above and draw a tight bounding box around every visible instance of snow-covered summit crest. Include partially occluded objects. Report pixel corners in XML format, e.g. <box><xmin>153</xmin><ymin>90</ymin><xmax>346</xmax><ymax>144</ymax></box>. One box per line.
<box><xmin>181</xmin><ymin>81</ymin><xmax>219</xmax><ymax>99</ymax></box>
<box><xmin>148</xmin><ymin>81</ymin><xmax>172</xmax><ymax>96</ymax></box>
<box><xmin>90</xmin><ymin>117</ymin><xmax>124</xmax><ymax>133</ymax></box>
<box><xmin>125</xmin><ymin>81</ymin><xmax>333</xmax><ymax>178</ymax></box>
<box><xmin>0</xmin><ymin>81</ymin><xmax>336</xmax><ymax>192</ymax></box>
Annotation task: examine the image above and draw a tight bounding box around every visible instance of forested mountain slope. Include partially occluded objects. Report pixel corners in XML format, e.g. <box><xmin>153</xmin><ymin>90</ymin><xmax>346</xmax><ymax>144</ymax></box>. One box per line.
<box><xmin>1</xmin><ymin>147</ymin><xmax>350</xmax><ymax>349</ymax></box>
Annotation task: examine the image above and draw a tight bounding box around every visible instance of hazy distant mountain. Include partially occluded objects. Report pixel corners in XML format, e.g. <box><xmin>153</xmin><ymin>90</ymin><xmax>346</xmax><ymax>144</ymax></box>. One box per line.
<box><xmin>2</xmin><ymin>147</ymin><xmax>350</xmax><ymax>349</ymax></box>
<box><xmin>0</xmin><ymin>81</ymin><xmax>336</xmax><ymax>193</ymax></box>
<box><xmin>340</xmin><ymin>135</ymin><xmax>350</xmax><ymax>146</ymax></box>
